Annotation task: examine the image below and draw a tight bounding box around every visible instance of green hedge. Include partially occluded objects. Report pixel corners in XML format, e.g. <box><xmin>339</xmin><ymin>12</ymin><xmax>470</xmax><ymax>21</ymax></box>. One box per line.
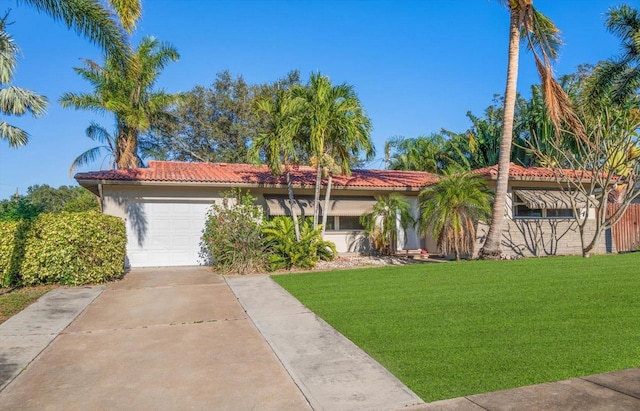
<box><xmin>19</xmin><ymin>212</ymin><xmax>126</xmax><ymax>286</ymax></box>
<box><xmin>0</xmin><ymin>220</ymin><xmax>32</xmax><ymax>287</ymax></box>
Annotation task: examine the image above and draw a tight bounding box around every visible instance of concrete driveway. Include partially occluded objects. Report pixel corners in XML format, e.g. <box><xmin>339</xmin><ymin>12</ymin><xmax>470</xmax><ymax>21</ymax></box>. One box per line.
<box><xmin>0</xmin><ymin>267</ymin><xmax>311</xmax><ymax>411</ymax></box>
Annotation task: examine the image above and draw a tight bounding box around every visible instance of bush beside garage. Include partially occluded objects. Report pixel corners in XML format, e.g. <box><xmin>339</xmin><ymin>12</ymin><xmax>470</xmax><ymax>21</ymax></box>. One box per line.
<box><xmin>0</xmin><ymin>211</ymin><xmax>126</xmax><ymax>287</ymax></box>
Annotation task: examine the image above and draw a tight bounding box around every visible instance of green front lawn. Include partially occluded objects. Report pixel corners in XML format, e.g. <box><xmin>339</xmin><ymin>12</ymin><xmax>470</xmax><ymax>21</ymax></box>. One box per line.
<box><xmin>272</xmin><ymin>254</ymin><xmax>640</xmax><ymax>402</ymax></box>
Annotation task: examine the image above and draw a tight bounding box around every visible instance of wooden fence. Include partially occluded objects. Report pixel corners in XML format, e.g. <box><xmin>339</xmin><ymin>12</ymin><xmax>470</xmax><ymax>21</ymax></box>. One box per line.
<box><xmin>607</xmin><ymin>203</ymin><xmax>640</xmax><ymax>252</ymax></box>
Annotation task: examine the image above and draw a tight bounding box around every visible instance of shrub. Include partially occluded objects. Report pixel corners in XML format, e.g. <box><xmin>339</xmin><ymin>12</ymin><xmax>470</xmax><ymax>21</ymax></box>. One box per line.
<box><xmin>201</xmin><ymin>189</ymin><xmax>267</xmax><ymax>274</ymax></box>
<box><xmin>0</xmin><ymin>220</ymin><xmax>32</xmax><ymax>287</ymax></box>
<box><xmin>20</xmin><ymin>211</ymin><xmax>126</xmax><ymax>286</ymax></box>
<box><xmin>262</xmin><ymin>217</ymin><xmax>336</xmax><ymax>271</ymax></box>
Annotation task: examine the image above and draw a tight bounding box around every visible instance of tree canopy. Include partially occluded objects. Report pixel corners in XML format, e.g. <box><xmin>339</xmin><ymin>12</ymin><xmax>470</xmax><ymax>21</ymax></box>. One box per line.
<box><xmin>152</xmin><ymin>70</ymin><xmax>301</xmax><ymax>164</ymax></box>
<box><xmin>0</xmin><ymin>185</ymin><xmax>98</xmax><ymax>221</ymax></box>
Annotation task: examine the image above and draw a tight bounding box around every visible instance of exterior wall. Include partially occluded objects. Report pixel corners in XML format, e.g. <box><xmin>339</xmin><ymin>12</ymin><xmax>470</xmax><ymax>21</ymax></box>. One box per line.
<box><xmin>323</xmin><ymin>231</ymin><xmax>372</xmax><ymax>254</ymax></box>
<box><xmin>99</xmin><ymin>183</ymin><xmax>427</xmax><ymax>256</ymax></box>
<box><xmin>474</xmin><ymin>188</ymin><xmax>614</xmax><ymax>258</ymax></box>
<box><xmin>475</xmin><ymin>219</ymin><xmax>614</xmax><ymax>258</ymax></box>
<box><xmin>99</xmin><ymin>178</ymin><xmax>615</xmax><ymax>260</ymax></box>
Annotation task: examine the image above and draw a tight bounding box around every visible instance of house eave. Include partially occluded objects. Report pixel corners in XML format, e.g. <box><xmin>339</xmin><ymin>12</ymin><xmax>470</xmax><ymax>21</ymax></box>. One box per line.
<box><xmin>75</xmin><ymin>178</ymin><xmax>428</xmax><ymax>198</ymax></box>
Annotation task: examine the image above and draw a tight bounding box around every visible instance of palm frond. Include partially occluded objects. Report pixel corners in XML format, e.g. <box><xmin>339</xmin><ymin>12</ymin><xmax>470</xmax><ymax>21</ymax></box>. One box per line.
<box><xmin>107</xmin><ymin>0</ymin><xmax>142</xmax><ymax>34</ymax></box>
<box><xmin>0</xmin><ymin>86</ymin><xmax>47</xmax><ymax>116</ymax></box>
<box><xmin>69</xmin><ymin>146</ymin><xmax>111</xmax><ymax>175</ymax></box>
<box><xmin>0</xmin><ymin>23</ymin><xmax>19</xmax><ymax>84</ymax></box>
<box><xmin>0</xmin><ymin>121</ymin><xmax>28</xmax><ymax>147</ymax></box>
<box><xmin>19</xmin><ymin>0</ymin><xmax>133</xmax><ymax>65</ymax></box>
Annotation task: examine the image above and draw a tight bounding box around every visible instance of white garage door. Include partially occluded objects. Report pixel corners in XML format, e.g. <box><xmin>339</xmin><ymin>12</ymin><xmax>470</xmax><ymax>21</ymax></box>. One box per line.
<box><xmin>125</xmin><ymin>201</ymin><xmax>212</xmax><ymax>267</ymax></box>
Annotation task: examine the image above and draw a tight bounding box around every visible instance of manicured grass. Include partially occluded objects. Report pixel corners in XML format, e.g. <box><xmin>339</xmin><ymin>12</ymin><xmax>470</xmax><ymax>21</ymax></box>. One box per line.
<box><xmin>272</xmin><ymin>254</ymin><xmax>640</xmax><ymax>402</ymax></box>
<box><xmin>0</xmin><ymin>286</ymin><xmax>55</xmax><ymax>325</ymax></box>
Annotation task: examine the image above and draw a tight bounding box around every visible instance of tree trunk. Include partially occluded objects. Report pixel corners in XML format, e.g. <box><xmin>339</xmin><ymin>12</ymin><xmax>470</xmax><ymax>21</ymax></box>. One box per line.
<box><xmin>479</xmin><ymin>8</ymin><xmax>521</xmax><ymax>260</ymax></box>
<box><xmin>116</xmin><ymin>126</ymin><xmax>140</xmax><ymax>169</ymax></box>
<box><xmin>390</xmin><ymin>222</ymin><xmax>397</xmax><ymax>255</ymax></box>
<box><xmin>286</xmin><ymin>171</ymin><xmax>301</xmax><ymax>242</ymax></box>
<box><xmin>115</xmin><ymin>127</ymin><xmax>127</xmax><ymax>169</ymax></box>
<box><xmin>313</xmin><ymin>163</ymin><xmax>323</xmax><ymax>229</ymax></box>
<box><xmin>321</xmin><ymin>173</ymin><xmax>333</xmax><ymax>236</ymax></box>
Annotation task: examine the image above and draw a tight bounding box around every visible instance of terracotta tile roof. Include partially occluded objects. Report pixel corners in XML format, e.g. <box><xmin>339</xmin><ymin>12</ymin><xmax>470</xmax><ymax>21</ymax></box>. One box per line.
<box><xmin>472</xmin><ymin>163</ymin><xmax>594</xmax><ymax>181</ymax></box>
<box><xmin>74</xmin><ymin>161</ymin><xmax>439</xmax><ymax>189</ymax></box>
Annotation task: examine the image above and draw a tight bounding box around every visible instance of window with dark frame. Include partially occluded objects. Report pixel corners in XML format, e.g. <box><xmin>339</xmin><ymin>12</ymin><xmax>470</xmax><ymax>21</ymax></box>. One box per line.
<box><xmin>321</xmin><ymin>215</ymin><xmax>364</xmax><ymax>231</ymax></box>
<box><xmin>338</xmin><ymin>216</ymin><xmax>364</xmax><ymax>230</ymax></box>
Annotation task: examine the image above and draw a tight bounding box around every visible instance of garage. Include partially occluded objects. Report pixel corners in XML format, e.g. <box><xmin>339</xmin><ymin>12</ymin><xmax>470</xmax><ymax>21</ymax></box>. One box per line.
<box><xmin>125</xmin><ymin>201</ymin><xmax>213</xmax><ymax>267</ymax></box>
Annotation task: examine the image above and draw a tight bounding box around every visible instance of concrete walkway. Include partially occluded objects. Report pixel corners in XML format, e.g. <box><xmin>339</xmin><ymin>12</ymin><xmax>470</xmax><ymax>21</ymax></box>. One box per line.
<box><xmin>0</xmin><ymin>286</ymin><xmax>104</xmax><ymax>391</ymax></box>
<box><xmin>412</xmin><ymin>367</ymin><xmax>640</xmax><ymax>410</ymax></box>
<box><xmin>1</xmin><ymin>267</ymin><xmax>640</xmax><ymax>410</ymax></box>
<box><xmin>226</xmin><ymin>275</ymin><xmax>422</xmax><ymax>411</ymax></box>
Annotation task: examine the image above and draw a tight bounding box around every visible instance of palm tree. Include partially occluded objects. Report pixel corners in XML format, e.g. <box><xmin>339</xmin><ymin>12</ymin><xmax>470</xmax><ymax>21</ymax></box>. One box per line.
<box><xmin>385</xmin><ymin>134</ymin><xmax>466</xmax><ymax>173</ymax></box>
<box><xmin>250</xmin><ymin>89</ymin><xmax>304</xmax><ymax>240</ymax></box>
<box><xmin>479</xmin><ymin>0</ymin><xmax>577</xmax><ymax>259</ymax></box>
<box><xmin>291</xmin><ymin>72</ymin><xmax>374</xmax><ymax>230</ymax></box>
<box><xmin>419</xmin><ymin>171</ymin><xmax>493</xmax><ymax>261</ymax></box>
<box><xmin>320</xmin><ymin>110</ymin><xmax>374</xmax><ymax>235</ymax></box>
<box><xmin>0</xmin><ymin>18</ymin><xmax>47</xmax><ymax>147</ymax></box>
<box><xmin>584</xmin><ymin>5</ymin><xmax>640</xmax><ymax>109</ymax></box>
<box><xmin>19</xmin><ymin>0</ymin><xmax>141</xmax><ymax>64</ymax></box>
<box><xmin>69</xmin><ymin>122</ymin><xmax>117</xmax><ymax>174</ymax></box>
<box><xmin>61</xmin><ymin>36</ymin><xmax>179</xmax><ymax>169</ymax></box>
<box><xmin>360</xmin><ymin>193</ymin><xmax>414</xmax><ymax>256</ymax></box>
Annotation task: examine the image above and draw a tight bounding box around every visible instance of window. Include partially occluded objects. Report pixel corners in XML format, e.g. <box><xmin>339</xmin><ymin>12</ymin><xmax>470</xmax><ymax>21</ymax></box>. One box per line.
<box><xmin>322</xmin><ymin>216</ymin><xmax>364</xmax><ymax>231</ymax></box>
<box><xmin>338</xmin><ymin>216</ymin><xmax>363</xmax><ymax>230</ymax></box>
<box><xmin>323</xmin><ymin>216</ymin><xmax>336</xmax><ymax>230</ymax></box>
<box><xmin>514</xmin><ymin>204</ymin><xmax>543</xmax><ymax>218</ymax></box>
<box><xmin>546</xmin><ymin>208</ymin><xmax>574</xmax><ymax>218</ymax></box>
<box><xmin>513</xmin><ymin>194</ymin><xmax>574</xmax><ymax>219</ymax></box>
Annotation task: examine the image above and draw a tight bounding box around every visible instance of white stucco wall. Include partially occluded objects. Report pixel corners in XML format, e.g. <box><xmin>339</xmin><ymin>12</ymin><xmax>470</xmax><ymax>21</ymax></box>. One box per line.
<box><xmin>98</xmin><ymin>184</ymin><xmax>429</xmax><ymax>260</ymax></box>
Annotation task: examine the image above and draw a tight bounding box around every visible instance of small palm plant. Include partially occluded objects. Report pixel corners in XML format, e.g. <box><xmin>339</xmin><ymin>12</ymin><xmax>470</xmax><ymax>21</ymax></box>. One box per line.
<box><xmin>419</xmin><ymin>170</ymin><xmax>493</xmax><ymax>261</ymax></box>
<box><xmin>262</xmin><ymin>217</ymin><xmax>336</xmax><ymax>270</ymax></box>
<box><xmin>360</xmin><ymin>193</ymin><xmax>414</xmax><ymax>256</ymax></box>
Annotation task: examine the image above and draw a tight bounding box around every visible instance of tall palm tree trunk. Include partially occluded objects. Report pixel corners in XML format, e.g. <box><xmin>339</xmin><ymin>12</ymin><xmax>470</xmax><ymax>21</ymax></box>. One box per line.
<box><xmin>285</xmin><ymin>170</ymin><xmax>301</xmax><ymax>241</ymax></box>
<box><xmin>313</xmin><ymin>163</ymin><xmax>323</xmax><ymax>229</ymax></box>
<box><xmin>480</xmin><ymin>8</ymin><xmax>521</xmax><ymax>259</ymax></box>
<box><xmin>321</xmin><ymin>173</ymin><xmax>333</xmax><ymax>235</ymax></box>
<box><xmin>114</xmin><ymin>128</ymin><xmax>126</xmax><ymax>168</ymax></box>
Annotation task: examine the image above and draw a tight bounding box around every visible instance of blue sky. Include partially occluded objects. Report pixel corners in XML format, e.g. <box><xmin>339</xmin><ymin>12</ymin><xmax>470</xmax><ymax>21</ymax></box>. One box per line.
<box><xmin>0</xmin><ymin>0</ymin><xmax>632</xmax><ymax>200</ymax></box>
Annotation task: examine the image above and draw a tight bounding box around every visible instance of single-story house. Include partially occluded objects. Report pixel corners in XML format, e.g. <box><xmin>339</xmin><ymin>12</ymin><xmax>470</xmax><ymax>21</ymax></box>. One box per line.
<box><xmin>75</xmin><ymin>161</ymin><xmax>613</xmax><ymax>267</ymax></box>
<box><xmin>75</xmin><ymin>161</ymin><xmax>438</xmax><ymax>267</ymax></box>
